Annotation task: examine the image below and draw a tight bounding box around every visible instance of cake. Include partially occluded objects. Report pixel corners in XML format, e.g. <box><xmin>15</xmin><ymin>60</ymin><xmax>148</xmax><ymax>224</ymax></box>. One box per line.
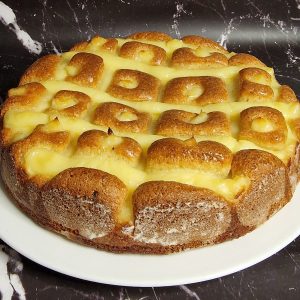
<box><xmin>1</xmin><ymin>32</ymin><xmax>299</xmax><ymax>254</ymax></box>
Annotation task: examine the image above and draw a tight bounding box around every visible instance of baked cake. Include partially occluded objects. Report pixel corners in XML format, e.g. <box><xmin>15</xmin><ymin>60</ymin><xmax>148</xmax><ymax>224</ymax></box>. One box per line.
<box><xmin>1</xmin><ymin>32</ymin><xmax>300</xmax><ymax>254</ymax></box>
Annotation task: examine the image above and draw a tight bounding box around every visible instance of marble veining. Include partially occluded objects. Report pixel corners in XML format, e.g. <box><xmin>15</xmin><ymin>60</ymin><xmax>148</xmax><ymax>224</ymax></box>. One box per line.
<box><xmin>217</xmin><ymin>19</ymin><xmax>235</xmax><ymax>49</ymax></box>
<box><xmin>179</xmin><ymin>285</ymin><xmax>201</xmax><ymax>300</ymax></box>
<box><xmin>0</xmin><ymin>245</ymin><xmax>25</xmax><ymax>300</ymax></box>
<box><xmin>0</xmin><ymin>1</ymin><xmax>42</xmax><ymax>54</ymax></box>
<box><xmin>171</xmin><ymin>1</ymin><xmax>192</xmax><ymax>38</ymax></box>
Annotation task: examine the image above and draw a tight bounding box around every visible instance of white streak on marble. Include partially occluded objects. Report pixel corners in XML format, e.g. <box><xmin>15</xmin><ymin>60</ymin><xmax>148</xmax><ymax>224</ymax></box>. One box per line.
<box><xmin>0</xmin><ymin>246</ymin><xmax>13</xmax><ymax>300</ymax></box>
<box><xmin>277</xmin><ymin>74</ymin><xmax>300</xmax><ymax>83</ymax></box>
<box><xmin>179</xmin><ymin>285</ymin><xmax>201</xmax><ymax>300</ymax></box>
<box><xmin>277</xmin><ymin>20</ymin><xmax>290</xmax><ymax>34</ymax></box>
<box><xmin>296</xmin><ymin>0</ymin><xmax>300</xmax><ymax>9</ymax></box>
<box><xmin>38</xmin><ymin>285</ymin><xmax>103</xmax><ymax>299</ymax></box>
<box><xmin>0</xmin><ymin>245</ymin><xmax>26</xmax><ymax>300</ymax></box>
<box><xmin>10</xmin><ymin>274</ymin><xmax>26</xmax><ymax>300</ymax></box>
<box><xmin>66</xmin><ymin>0</ymin><xmax>83</xmax><ymax>35</ymax></box>
<box><xmin>119</xmin><ymin>287</ymin><xmax>131</xmax><ymax>300</ymax></box>
<box><xmin>220</xmin><ymin>0</ymin><xmax>226</xmax><ymax>11</ymax></box>
<box><xmin>171</xmin><ymin>1</ymin><xmax>191</xmax><ymax>38</ymax></box>
<box><xmin>120</xmin><ymin>0</ymin><xmax>131</xmax><ymax>4</ymax></box>
<box><xmin>247</xmin><ymin>282</ymin><xmax>256</xmax><ymax>298</ymax></box>
<box><xmin>291</xmin><ymin>17</ymin><xmax>300</xmax><ymax>20</ymax></box>
<box><xmin>286</xmin><ymin>45</ymin><xmax>300</xmax><ymax>71</ymax></box>
<box><xmin>152</xmin><ymin>287</ymin><xmax>159</xmax><ymax>300</ymax></box>
<box><xmin>41</xmin><ymin>10</ymin><xmax>46</xmax><ymax>32</ymax></box>
<box><xmin>218</xmin><ymin>278</ymin><xmax>236</xmax><ymax>298</ymax></box>
<box><xmin>0</xmin><ymin>2</ymin><xmax>42</xmax><ymax>54</ymax></box>
<box><xmin>78</xmin><ymin>0</ymin><xmax>96</xmax><ymax>39</ymax></box>
<box><xmin>237</xmin><ymin>271</ymin><xmax>244</xmax><ymax>297</ymax></box>
<box><xmin>217</xmin><ymin>18</ymin><xmax>234</xmax><ymax>49</ymax></box>
<box><xmin>285</xmin><ymin>248</ymin><xmax>300</xmax><ymax>270</ymax></box>
<box><xmin>50</xmin><ymin>41</ymin><xmax>60</xmax><ymax>54</ymax></box>
<box><xmin>247</xmin><ymin>0</ymin><xmax>263</xmax><ymax>14</ymax></box>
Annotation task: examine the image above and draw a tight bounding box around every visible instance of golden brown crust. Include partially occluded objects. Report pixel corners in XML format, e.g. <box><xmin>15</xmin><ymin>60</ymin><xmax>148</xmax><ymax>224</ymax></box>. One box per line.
<box><xmin>291</xmin><ymin>118</ymin><xmax>300</xmax><ymax>141</ymax></box>
<box><xmin>0</xmin><ymin>82</ymin><xmax>47</xmax><ymax>118</ymax></box>
<box><xmin>19</xmin><ymin>54</ymin><xmax>61</xmax><ymax>85</ymax></box>
<box><xmin>107</xmin><ymin>69</ymin><xmax>160</xmax><ymax>101</ymax></box>
<box><xmin>127</xmin><ymin>31</ymin><xmax>172</xmax><ymax>42</ymax></box>
<box><xmin>278</xmin><ymin>85</ymin><xmax>298</xmax><ymax>103</ymax></box>
<box><xmin>11</xmin><ymin>130</ymin><xmax>71</xmax><ymax>169</ymax></box>
<box><xmin>156</xmin><ymin>109</ymin><xmax>230</xmax><ymax>136</ymax></box>
<box><xmin>239</xmin><ymin>68</ymin><xmax>274</xmax><ymax>102</ymax></box>
<box><xmin>171</xmin><ymin>47</ymin><xmax>228</xmax><ymax>69</ymax></box>
<box><xmin>162</xmin><ymin>76</ymin><xmax>228</xmax><ymax>105</ymax></box>
<box><xmin>66</xmin><ymin>52</ymin><xmax>104</xmax><ymax>88</ymax></box>
<box><xmin>70</xmin><ymin>41</ymin><xmax>89</xmax><ymax>51</ymax></box>
<box><xmin>101</xmin><ymin>38</ymin><xmax>118</xmax><ymax>52</ymax></box>
<box><xmin>119</xmin><ymin>41</ymin><xmax>167</xmax><ymax>65</ymax></box>
<box><xmin>182</xmin><ymin>35</ymin><xmax>228</xmax><ymax>53</ymax></box>
<box><xmin>93</xmin><ymin>102</ymin><xmax>151</xmax><ymax>133</ymax></box>
<box><xmin>147</xmin><ymin>138</ymin><xmax>232</xmax><ymax>177</ymax></box>
<box><xmin>228</xmin><ymin>53</ymin><xmax>266</xmax><ymax>67</ymax></box>
<box><xmin>239</xmin><ymin>106</ymin><xmax>288</xmax><ymax>150</ymax></box>
<box><xmin>76</xmin><ymin>129</ymin><xmax>142</xmax><ymax>164</ymax></box>
<box><xmin>50</xmin><ymin>90</ymin><xmax>91</xmax><ymax>118</ymax></box>
<box><xmin>70</xmin><ymin>36</ymin><xmax>119</xmax><ymax>53</ymax></box>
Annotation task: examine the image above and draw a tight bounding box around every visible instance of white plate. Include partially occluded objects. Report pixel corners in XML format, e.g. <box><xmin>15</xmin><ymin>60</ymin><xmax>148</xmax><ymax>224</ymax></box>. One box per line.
<box><xmin>0</xmin><ymin>181</ymin><xmax>300</xmax><ymax>287</ymax></box>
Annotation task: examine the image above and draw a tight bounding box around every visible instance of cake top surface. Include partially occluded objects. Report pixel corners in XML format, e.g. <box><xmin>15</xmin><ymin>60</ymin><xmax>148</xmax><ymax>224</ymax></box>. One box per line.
<box><xmin>1</xmin><ymin>31</ymin><xmax>300</xmax><ymax>223</ymax></box>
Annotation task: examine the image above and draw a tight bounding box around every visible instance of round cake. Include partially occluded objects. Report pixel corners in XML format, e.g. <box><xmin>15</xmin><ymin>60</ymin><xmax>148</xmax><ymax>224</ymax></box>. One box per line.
<box><xmin>1</xmin><ymin>32</ymin><xmax>299</xmax><ymax>254</ymax></box>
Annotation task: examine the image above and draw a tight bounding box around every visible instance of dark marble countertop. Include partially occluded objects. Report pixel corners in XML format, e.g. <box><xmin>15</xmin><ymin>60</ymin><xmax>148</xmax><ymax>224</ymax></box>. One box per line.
<box><xmin>0</xmin><ymin>0</ymin><xmax>300</xmax><ymax>299</ymax></box>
